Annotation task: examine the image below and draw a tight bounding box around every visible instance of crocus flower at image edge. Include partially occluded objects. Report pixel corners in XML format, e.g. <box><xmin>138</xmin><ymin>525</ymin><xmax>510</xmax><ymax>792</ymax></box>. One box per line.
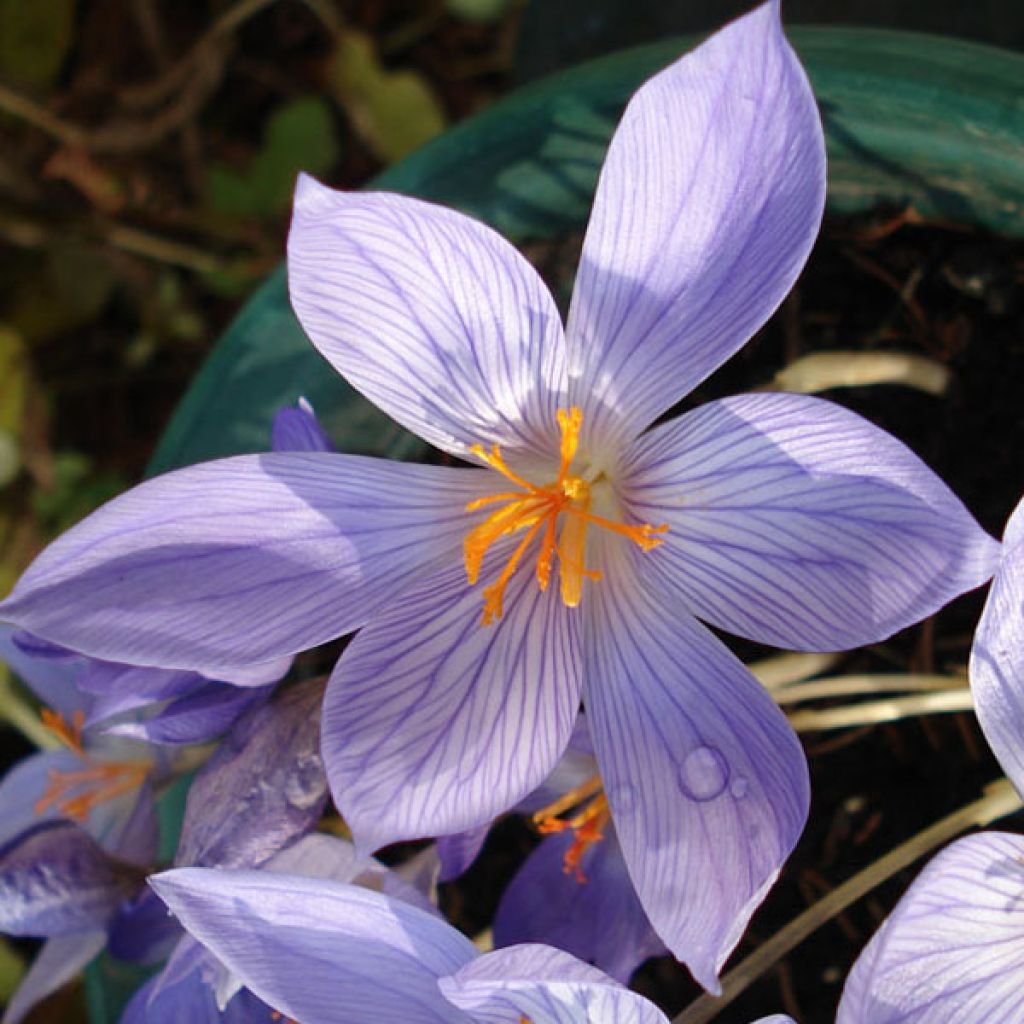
<box><xmin>0</xmin><ymin>0</ymin><xmax>998</xmax><ymax>992</ymax></box>
<box><xmin>150</xmin><ymin>865</ymin><xmax>796</xmax><ymax>1024</ymax></box>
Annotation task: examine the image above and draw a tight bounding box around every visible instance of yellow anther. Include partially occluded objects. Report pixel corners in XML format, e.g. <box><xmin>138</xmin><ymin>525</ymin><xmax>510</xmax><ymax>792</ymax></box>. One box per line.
<box><xmin>464</xmin><ymin>408</ymin><xmax>666</xmax><ymax>624</ymax></box>
<box><xmin>35</xmin><ymin>706</ymin><xmax>150</xmax><ymax>823</ymax></box>
<box><xmin>532</xmin><ymin>775</ymin><xmax>610</xmax><ymax>884</ymax></box>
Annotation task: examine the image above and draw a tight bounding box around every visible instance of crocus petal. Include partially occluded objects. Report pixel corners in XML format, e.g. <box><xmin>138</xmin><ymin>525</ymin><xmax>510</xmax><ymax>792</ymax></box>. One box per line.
<box><xmin>104</xmin><ymin>683</ymin><xmax>269</xmax><ymax>746</ymax></box>
<box><xmin>107</xmin><ymin>887</ymin><xmax>182</xmax><ymax>964</ymax></box>
<box><xmin>1</xmin><ymin>931</ymin><xmax>106</xmax><ymax>1024</ymax></box>
<box><xmin>493</xmin><ymin>825</ymin><xmax>665</xmax><ymax>983</ymax></box>
<box><xmin>124</xmin><ymin>973</ymin><xmax>274</xmax><ymax>1024</ymax></box>
<box><xmin>174</xmin><ymin>679</ymin><xmax>326</xmax><ymax>869</ymax></box>
<box><xmin>837</xmin><ymin>831</ymin><xmax>1024</xmax><ymax>1023</ymax></box>
<box><xmin>0</xmin><ymin>453</ymin><xmax>491</xmax><ymax>674</ymax></box>
<box><xmin>288</xmin><ymin>175</ymin><xmax>567</xmax><ymax>463</ymax></box>
<box><xmin>565</xmin><ymin>0</ymin><xmax>825</xmax><ymax>452</ymax></box>
<box><xmin>0</xmin><ymin>821</ymin><xmax>143</xmax><ymax>936</ymax></box>
<box><xmin>439</xmin><ymin>943</ymin><xmax>669</xmax><ymax>1024</ymax></box>
<box><xmin>0</xmin><ymin>626</ymin><xmax>87</xmax><ymax>718</ymax></box>
<box><xmin>582</xmin><ymin>535</ymin><xmax>808</xmax><ymax>992</ymax></box>
<box><xmin>626</xmin><ymin>393</ymin><xmax>999</xmax><ymax>651</ymax></box>
<box><xmin>0</xmin><ymin>749</ymin><xmax>83</xmax><ymax>848</ymax></box>
<box><xmin>323</xmin><ymin>556</ymin><xmax>582</xmax><ymax>853</ymax></box>
<box><xmin>271</xmin><ymin>397</ymin><xmax>333</xmax><ymax>453</ymax></box>
<box><xmin>437</xmin><ymin>825</ymin><xmax>491</xmax><ymax>882</ymax></box>
<box><xmin>970</xmin><ymin>496</ymin><xmax>1024</xmax><ymax>794</ymax></box>
<box><xmin>150</xmin><ymin>869</ymin><xmax>476</xmax><ymax>1024</ymax></box>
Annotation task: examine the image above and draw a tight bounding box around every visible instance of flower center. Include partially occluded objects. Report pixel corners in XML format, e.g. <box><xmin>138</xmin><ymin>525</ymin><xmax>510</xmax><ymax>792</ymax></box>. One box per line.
<box><xmin>35</xmin><ymin>708</ymin><xmax>150</xmax><ymax>823</ymax></box>
<box><xmin>463</xmin><ymin>407</ymin><xmax>666</xmax><ymax>625</ymax></box>
<box><xmin>532</xmin><ymin>774</ymin><xmax>610</xmax><ymax>884</ymax></box>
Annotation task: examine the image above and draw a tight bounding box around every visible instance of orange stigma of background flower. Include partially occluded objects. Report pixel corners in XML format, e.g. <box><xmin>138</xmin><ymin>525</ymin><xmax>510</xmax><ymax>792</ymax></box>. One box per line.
<box><xmin>463</xmin><ymin>407</ymin><xmax>666</xmax><ymax>625</ymax></box>
<box><xmin>532</xmin><ymin>775</ymin><xmax>611</xmax><ymax>884</ymax></box>
<box><xmin>35</xmin><ymin>708</ymin><xmax>150</xmax><ymax>822</ymax></box>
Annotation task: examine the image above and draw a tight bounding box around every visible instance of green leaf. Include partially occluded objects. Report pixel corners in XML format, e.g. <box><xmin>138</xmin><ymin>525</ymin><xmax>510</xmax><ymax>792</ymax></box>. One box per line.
<box><xmin>207</xmin><ymin>96</ymin><xmax>341</xmax><ymax>218</ymax></box>
<box><xmin>330</xmin><ymin>31</ymin><xmax>447</xmax><ymax>165</ymax></box>
<box><xmin>0</xmin><ymin>0</ymin><xmax>74</xmax><ymax>87</ymax></box>
<box><xmin>0</xmin><ymin>937</ymin><xmax>25</xmax><ymax>1003</ymax></box>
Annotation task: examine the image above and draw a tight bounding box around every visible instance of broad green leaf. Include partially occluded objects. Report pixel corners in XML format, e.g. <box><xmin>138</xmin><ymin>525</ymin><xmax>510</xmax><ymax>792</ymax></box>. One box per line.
<box><xmin>330</xmin><ymin>30</ymin><xmax>447</xmax><ymax>165</ymax></box>
<box><xmin>207</xmin><ymin>97</ymin><xmax>341</xmax><ymax>218</ymax></box>
<box><xmin>0</xmin><ymin>0</ymin><xmax>74</xmax><ymax>87</ymax></box>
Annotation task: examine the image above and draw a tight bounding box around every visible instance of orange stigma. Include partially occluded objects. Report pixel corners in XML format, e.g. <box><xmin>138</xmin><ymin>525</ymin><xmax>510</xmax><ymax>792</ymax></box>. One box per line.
<box><xmin>35</xmin><ymin>708</ymin><xmax>150</xmax><ymax>823</ymax></box>
<box><xmin>464</xmin><ymin>407</ymin><xmax>666</xmax><ymax>624</ymax></box>
<box><xmin>532</xmin><ymin>775</ymin><xmax>611</xmax><ymax>884</ymax></box>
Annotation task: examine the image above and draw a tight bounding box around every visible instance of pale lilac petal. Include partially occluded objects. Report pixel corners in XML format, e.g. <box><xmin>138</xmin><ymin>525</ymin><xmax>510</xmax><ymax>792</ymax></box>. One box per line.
<box><xmin>971</xmin><ymin>496</ymin><xmax>1024</xmax><ymax>794</ymax></box>
<box><xmin>174</xmin><ymin>679</ymin><xmax>326</xmax><ymax>869</ymax></box>
<box><xmin>0</xmin><ymin>626</ymin><xmax>87</xmax><ymax>718</ymax></box>
<box><xmin>0</xmin><ymin>749</ymin><xmax>83</xmax><ymax>848</ymax></box>
<box><xmin>493</xmin><ymin>825</ymin><xmax>665</xmax><ymax>982</ymax></box>
<box><xmin>210</xmin><ymin>655</ymin><xmax>292</xmax><ymax>687</ymax></box>
<box><xmin>0</xmin><ymin>453</ymin><xmax>491</xmax><ymax>674</ymax></box>
<box><xmin>124</xmin><ymin>973</ymin><xmax>274</xmax><ymax>1024</ymax></box>
<box><xmin>0</xmin><ymin>821</ymin><xmax>142</xmax><ymax>936</ymax></box>
<box><xmin>837</xmin><ymin>832</ymin><xmax>1024</xmax><ymax>1023</ymax></box>
<box><xmin>271</xmin><ymin>397</ymin><xmax>332</xmax><ymax>453</ymax></box>
<box><xmin>437</xmin><ymin>825</ymin><xmax>490</xmax><ymax>882</ymax></box>
<box><xmin>103</xmin><ymin>683</ymin><xmax>269</xmax><ymax>746</ymax></box>
<box><xmin>109</xmin><ymin>782</ymin><xmax>159</xmax><ymax>865</ymax></box>
<box><xmin>289</xmin><ymin>175</ymin><xmax>567</xmax><ymax>462</ymax></box>
<box><xmin>627</xmin><ymin>393</ymin><xmax>999</xmax><ymax>651</ymax></box>
<box><xmin>439</xmin><ymin>943</ymin><xmax>669</xmax><ymax>1024</ymax></box>
<box><xmin>583</xmin><ymin>535</ymin><xmax>808</xmax><ymax>992</ymax></box>
<box><xmin>82</xmin><ymin>664</ymin><xmax>207</xmax><ymax>726</ymax></box>
<box><xmin>323</xmin><ymin>555</ymin><xmax>582</xmax><ymax>853</ymax></box>
<box><xmin>566</xmin><ymin>0</ymin><xmax>825</xmax><ymax>451</ymax></box>
<box><xmin>1</xmin><ymin>931</ymin><xmax>106</xmax><ymax>1024</ymax></box>
<box><xmin>150</xmin><ymin>869</ymin><xmax>476</xmax><ymax>1024</ymax></box>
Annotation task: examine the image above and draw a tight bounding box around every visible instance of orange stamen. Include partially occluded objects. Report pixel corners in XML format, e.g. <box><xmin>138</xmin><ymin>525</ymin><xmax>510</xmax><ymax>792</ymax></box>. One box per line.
<box><xmin>532</xmin><ymin>774</ymin><xmax>610</xmax><ymax>884</ymax></box>
<box><xmin>464</xmin><ymin>407</ymin><xmax>666</xmax><ymax>624</ymax></box>
<box><xmin>35</xmin><ymin>706</ymin><xmax>151</xmax><ymax>823</ymax></box>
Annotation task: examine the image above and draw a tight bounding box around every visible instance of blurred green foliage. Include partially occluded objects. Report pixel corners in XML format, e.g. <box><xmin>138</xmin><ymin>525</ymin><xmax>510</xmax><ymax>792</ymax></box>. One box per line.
<box><xmin>207</xmin><ymin>97</ymin><xmax>341</xmax><ymax>218</ymax></box>
<box><xmin>0</xmin><ymin>0</ymin><xmax>74</xmax><ymax>87</ymax></box>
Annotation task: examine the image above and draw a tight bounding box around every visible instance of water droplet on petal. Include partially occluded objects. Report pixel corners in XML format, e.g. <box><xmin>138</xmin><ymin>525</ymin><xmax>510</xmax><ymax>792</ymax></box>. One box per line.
<box><xmin>608</xmin><ymin>782</ymin><xmax>638</xmax><ymax>815</ymax></box>
<box><xmin>730</xmin><ymin>776</ymin><xmax>749</xmax><ymax>800</ymax></box>
<box><xmin>679</xmin><ymin>746</ymin><xmax>729</xmax><ymax>802</ymax></box>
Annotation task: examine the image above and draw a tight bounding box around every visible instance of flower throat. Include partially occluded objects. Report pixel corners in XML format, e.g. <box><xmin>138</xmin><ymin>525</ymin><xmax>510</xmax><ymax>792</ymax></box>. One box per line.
<box><xmin>463</xmin><ymin>407</ymin><xmax>666</xmax><ymax>625</ymax></box>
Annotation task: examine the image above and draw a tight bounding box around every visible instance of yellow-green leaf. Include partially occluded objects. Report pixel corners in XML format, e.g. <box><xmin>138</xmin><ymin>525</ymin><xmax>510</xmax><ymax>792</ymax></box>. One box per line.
<box><xmin>0</xmin><ymin>0</ymin><xmax>75</xmax><ymax>87</ymax></box>
<box><xmin>331</xmin><ymin>31</ymin><xmax>446</xmax><ymax>165</ymax></box>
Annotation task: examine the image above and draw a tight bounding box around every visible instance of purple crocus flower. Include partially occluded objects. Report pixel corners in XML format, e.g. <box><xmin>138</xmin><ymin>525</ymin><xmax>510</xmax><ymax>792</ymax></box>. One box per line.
<box><xmin>150</xmin><ymin>865</ymin><xmax>794</xmax><ymax>1024</ymax></box>
<box><xmin>0</xmin><ymin>1</ymin><xmax>998</xmax><ymax>989</ymax></box>
<box><xmin>968</xmin><ymin>494</ymin><xmax>1024</xmax><ymax>792</ymax></box>
<box><xmin>837</xmin><ymin>831</ymin><xmax>1024</xmax><ymax>1023</ymax></box>
<box><xmin>439</xmin><ymin>718</ymin><xmax>665</xmax><ymax>983</ymax></box>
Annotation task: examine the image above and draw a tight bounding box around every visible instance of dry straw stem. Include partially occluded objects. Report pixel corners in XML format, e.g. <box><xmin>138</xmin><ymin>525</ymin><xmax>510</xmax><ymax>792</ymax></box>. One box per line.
<box><xmin>760</xmin><ymin>350</ymin><xmax>950</xmax><ymax>396</ymax></box>
<box><xmin>673</xmin><ymin>776</ymin><xmax>1023</xmax><ymax>1024</ymax></box>
<box><xmin>787</xmin><ymin>688</ymin><xmax>974</xmax><ymax>731</ymax></box>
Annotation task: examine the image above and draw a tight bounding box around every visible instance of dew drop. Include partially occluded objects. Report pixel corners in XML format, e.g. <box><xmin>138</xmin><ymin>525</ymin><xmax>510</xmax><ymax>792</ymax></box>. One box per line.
<box><xmin>609</xmin><ymin>782</ymin><xmax>638</xmax><ymax>814</ymax></box>
<box><xmin>730</xmin><ymin>776</ymin><xmax>749</xmax><ymax>800</ymax></box>
<box><xmin>678</xmin><ymin>745</ymin><xmax>729</xmax><ymax>802</ymax></box>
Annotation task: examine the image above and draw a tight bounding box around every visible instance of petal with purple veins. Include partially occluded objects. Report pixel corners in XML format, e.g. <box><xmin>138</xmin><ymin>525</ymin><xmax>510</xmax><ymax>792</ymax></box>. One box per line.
<box><xmin>626</xmin><ymin>392</ymin><xmax>999</xmax><ymax>651</ymax></box>
<box><xmin>582</xmin><ymin>534</ymin><xmax>808</xmax><ymax>992</ymax></box>
<box><xmin>271</xmin><ymin>397</ymin><xmax>333</xmax><ymax>453</ymax></box>
<box><xmin>439</xmin><ymin>943</ymin><xmax>670</xmax><ymax>1024</ymax></box>
<box><xmin>566</xmin><ymin>0</ymin><xmax>826</xmax><ymax>453</ymax></box>
<box><xmin>837</xmin><ymin>831</ymin><xmax>1024</xmax><ymax>1024</ymax></box>
<box><xmin>150</xmin><ymin>869</ymin><xmax>476</xmax><ymax>1024</ymax></box>
<box><xmin>970</xmin><ymin>495</ymin><xmax>1024</xmax><ymax>795</ymax></box>
<box><xmin>323</xmin><ymin>555</ymin><xmax>582</xmax><ymax>853</ymax></box>
<box><xmin>0</xmin><ymin>453</ymin><xmax>491</xmax><ymax>675</ymax></box>
<box><xmin>289</xmin><ymin>175</ymin><xmax>567</xmax><ymax>463</ymax></box>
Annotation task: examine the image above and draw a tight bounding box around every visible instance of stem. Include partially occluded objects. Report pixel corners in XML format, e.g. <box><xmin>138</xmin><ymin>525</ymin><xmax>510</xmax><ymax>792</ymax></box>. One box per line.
<box><xmin>672</xmin><ymin>777</ymin><xmax>1023</xmax><ymax>1024</ymax></box>
<box><xmin>787</xmin><ymin>689</ymin><xmax>973</xmax><ymax>731</ymax></box>
<box><xmin>0</xmin><ymin>667</ymin><xmax>60</xmax><ymax>750</ymax></box>
<box><xmin>749</xmin><ymin>652</ymin><xmax>842</xmax><ymax>691</ymax></box>
<box><xmin>760</xmin><ymin>351</ymin><xmax>949</xmax><ymax>396</ymax></box>
<box><xmin>774</xmin><ymin>673</ymin><xmax>965</xmax><ymax>704</ymax></box>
